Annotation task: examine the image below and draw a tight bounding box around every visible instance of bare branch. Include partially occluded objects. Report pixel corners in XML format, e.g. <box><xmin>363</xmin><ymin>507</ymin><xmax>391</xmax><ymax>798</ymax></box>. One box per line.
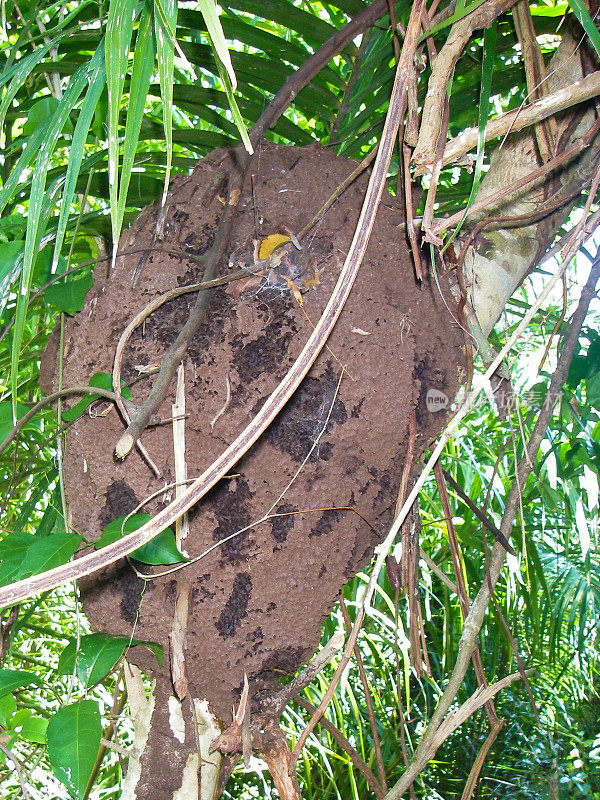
<box><xmin>442</xmin><ymin>69</ymin><xmax>600</xmax><ymax>167</ymax></box>
<box><xmin>411</xmin><ymin>0</ymin><xmax>517</xmax><ymax>174</ymax></box>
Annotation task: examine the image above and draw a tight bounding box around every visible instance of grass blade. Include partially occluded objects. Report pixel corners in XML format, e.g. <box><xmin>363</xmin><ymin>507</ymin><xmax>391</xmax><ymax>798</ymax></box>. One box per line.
<box><xmin>105</xmin><ymin>0</ymin><xmax>137</xmax><ymax>255</ymax></box>
<box><xmin>52</xmin><ymin>48</ymin><xmax>106</xmax><ymax>270</ymax></box>
<box><xmin>11</xmin><ymin>60</ymin><xmax>92</xmax><ymax>417</ymax></box>
<box><xmin>154</xmin><ymin>0</ymin><xmax>177</xmax><ymax>202</ymax></box>
<box><xmin>566</xmin><ymin>0</ymin><xmax>600</xmax><ymax>58</ymax></box>
<box><xmin>117</xmin><ymin>5</ymin><xmax>156</xmax><ymax>234</ymax></box>
<box><xmin>198</xmin><ymin>0</ymin><xmax>253</xmax><ymax>153</ymax></box>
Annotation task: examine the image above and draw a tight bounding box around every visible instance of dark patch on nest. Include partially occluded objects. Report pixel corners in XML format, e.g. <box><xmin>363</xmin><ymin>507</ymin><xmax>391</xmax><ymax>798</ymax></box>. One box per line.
<box><xmin>266</xmin><ymin>362</ymin><xmax>347</xmax><ymax>463</ymax></box>
<box><xmin>216</xmin><ymin>573</ymin><xmax>252</xmax><ymax>638</ymax></box>
<box><xmin>207</xmin><ymin>476</ymin><xmax>254</xmax><ymax>565</ymax></box>
<box><xmin>99</xmin><ymin>480</ymin><xmax>139</xmax><ymax>528</ymax></box>
<box><xmin>269</xmin><ymin>502</ymin><xmax>296</xmax><ymax>544</ymax></box>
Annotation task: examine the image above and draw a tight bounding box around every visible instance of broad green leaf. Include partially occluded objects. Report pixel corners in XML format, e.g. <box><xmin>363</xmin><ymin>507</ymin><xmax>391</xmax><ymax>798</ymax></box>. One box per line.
<box><xmin>62</xmin><ymin>372</ymin><xmax>133</xmax><ymax>422</ymax></box>
<box><xmin>106</xmin><ymin>0</ymin><xmax>138</xmax><ymax>251</ymax></box>
<box><xmin>0</xmin><ymin>669</ymin><xmax>42</xmax><ymax>700</ymax></box>
<box><xmin>43</xmin><ymin>272</ymin><xmax>94</xmax><ymax>315</ymax></box>
<box><xmin>18</xmin><ymin>532</ymin><xmax>82</xmax><ymax>579</ymax></box>
<box><xmin>23</xmin><ymin>97</ymin><xmax>73</xmax><ymax>136</ymax></box>
<box><xmin>94</xmin><ymin>513</ymin><xmax>187</xmax><ymax>565</ymax></box>
<box><xmin>0</xmin><ymin>693</ymin><xmax>17</xmax><ymax>727</ymax></box>
<box><xmin>58</xmin><ymin>632</ymin><xmax>162</xmax><ymax>687</ymax></box>
<box><xmin>587</xmin><ymin>370</ymin><xmax>600</xmax><ymax>408</ymax></box>
<box><xmin>18</xmin><ymin>714</ymin><xmax>48</xmax><ymax>744</ymax></box>
<box><xmin>0</xmin><ymin>532</ymin><xmax>34</xmax><ymax>587</ymax></box>
<box><xmin>46</xmin><ymin>700</ymin><xmax>101</xmax><ymax>800</ymax></box>
<box><xmin>130</xmin><ymin>527</ymin><xmax>189</xmax><ymax>565</ymax></box>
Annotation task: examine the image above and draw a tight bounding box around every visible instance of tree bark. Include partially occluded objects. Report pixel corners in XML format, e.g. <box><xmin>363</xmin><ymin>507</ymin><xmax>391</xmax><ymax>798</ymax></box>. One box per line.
<box><xmin>462</xmin><ymin>26</ymin><xmax>600</xmax><ymax>333</ymax></box>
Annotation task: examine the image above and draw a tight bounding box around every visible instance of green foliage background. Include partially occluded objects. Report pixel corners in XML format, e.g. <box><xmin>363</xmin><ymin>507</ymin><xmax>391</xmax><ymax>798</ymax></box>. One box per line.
<box><xmin>0</xmin><ymin>0</ymin><xmax>599</xmax><ymax>797</ymax></box>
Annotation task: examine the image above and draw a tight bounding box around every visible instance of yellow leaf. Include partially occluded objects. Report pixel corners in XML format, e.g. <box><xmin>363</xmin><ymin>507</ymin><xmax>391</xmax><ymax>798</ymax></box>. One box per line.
<box><xmin>258</xmin><ymin>234</ymin><xmax>290</xmax><ymax>260</ymax></box>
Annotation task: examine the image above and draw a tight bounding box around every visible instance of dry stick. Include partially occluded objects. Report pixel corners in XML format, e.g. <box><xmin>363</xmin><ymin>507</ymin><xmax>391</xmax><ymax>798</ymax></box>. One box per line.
<box><xmin>169</xmin><ymin>365</ymin><xmax>190</xmax><ymax>701</ymax></box>
<box><xmin>434</xmin><ymin>462</ymin><xmax>498</xmax><ymax>723</ymax></box>
<box><xmin>433</xmin><ymin>116</ymin><xmax>600</xmax><ymax>236</ymax></box>
<box><xmin>476</xmin><ymin>454</ymin><xmax>542</xmax><ymax>730</ymax></box>
<box><xmin>512</xmin><ymin>0</ymin><xmax>555</xmax><ymax>164</ymax></box>
<box><xmin>113</xmin><ymin>183</ymin><xmax>247</xmax><ymax>462</ymax></box>
<box><xmin>289</xmin><ymin>604</ymin><xmax>366</xmax><ymax>770</ymax></box>
<box><xmin>0</xmin><ymin>386</ymin><xmax>122</xmax><ymax>456</ymax></box>
<box><xmin>339</xmin><ymin>599</ymin><xmax>388</xmax><ymax>794</ymax></box>
<box><xmin>0</xmin><ymin>741</ymin><xmax>31</xmax><ymax>800</ymax></box>
<box><xmin>0</xmin><ymin>1</ymin><xmax>412</xmax><ymax>609</ymax></box>
<box><xmin>287</xmin><ymin>0</ymin><xmax>428</xmax><ymax>769</ymax></box>
<box><xmin>441</xmin><ymin>469</ymin><xmax>515</xmax><ymax>555</ymax></box>
<box><xmin>441</xmin><ymin>68</ymin><xmax>600</xmax><ymax>168</ymax></box>
<box><xmin>380</xmin><ymin>254</ymin><xmax>600</xmax><ymax>800</ymax></box>
<box><xmin>295</xmin><ymin>697</ymin><xmax>384</xmax><ymax>799</ymax></box>
<box><xmin>113</xmin><ymin>0</ymin><xmax>391</xmax><ymax>460</ymax></box>
<box><xmin>460</xmin><ymin>717</ymin><xmax>504</xmax><ymax>800</ymax></box>
<box><xmin>411</xmin><ymin>0</ymin><xmax>518</xmax><ymax>174</ymax></box>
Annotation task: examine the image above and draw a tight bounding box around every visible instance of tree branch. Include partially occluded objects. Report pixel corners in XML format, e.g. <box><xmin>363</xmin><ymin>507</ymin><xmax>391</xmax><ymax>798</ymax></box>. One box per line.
<box><xmin>442</xmin><ymin>69</ymin><xmax>600</xmax><ymax>167</ymax></box>
<box><xmin>411</xmin><ymin>0</ymin><xmax>518</xmax><ymax>175</ymax></box>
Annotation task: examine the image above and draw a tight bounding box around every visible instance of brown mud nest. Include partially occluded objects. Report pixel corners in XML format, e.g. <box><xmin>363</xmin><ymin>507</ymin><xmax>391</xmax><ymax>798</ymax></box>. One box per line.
<box><xmin>41</xmin><ymin>142</ymin><xmax>465</xmax><ymax>725</ymax></box>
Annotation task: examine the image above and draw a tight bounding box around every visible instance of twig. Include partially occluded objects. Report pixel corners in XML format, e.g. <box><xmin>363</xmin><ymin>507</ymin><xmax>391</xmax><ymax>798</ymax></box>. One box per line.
<box><xmin>289</xmin><ymin>605</ymin><xmax>365</xmax><ymax>770</ymax></box>
<box><xmin>441</xmin><ymin>68</ymin><xmax>600</xmax><ymax>167</ymax></box>
<box><xmin>296</xmin><ymin>147</ymin><xmax>378</xmax><ymax>241</ymax></box>
<box><xmin>441</xmin><ymin>469</ymin><xmax>515</xmax><ymax>555</ymax></box>
<box><xmin>295</xmin><ymin>697</ymin><xmax>384</xmax><ymax>799</ymax></box>
<box><xmin>261</xmin><ymin>631</ymin><xmax>345</xmax><ymax>717</ymax></box>
<box><xmin>434</xmin><ymin>463</ymin><xmax>498</xmax><ymax>722</ymax></box>
<box><xmin>339</xmin><ymin>600</ymin><xmax>388</xmax><ymax>793</ymax></box>
<box><xmin>82</xmin><ymin>683</ymin><xmax>128</xmax><ymax>800</ymax></box>
<box><xmin>169</xmin><ymin>366</ymin><xmax>190</xmax><ymax>701</ymax></box>
<box><xmin>433</xmin><ymin>116</ymin><xmax>600</xmax><ymax>236</ymax></box>
<box><xmin>0</xmin><ymin>741</ymin><xmax>31</xmax><ymax>800</ymax></box>
<box><xmin>0</xmin><ymin>386</ymin><xmax>121</xmax><ymax>456</ymax></box>
<box><xmin>460</xmin><ymin>717</ymin><xmax>504</xmax><ymax>800</ymax></box>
